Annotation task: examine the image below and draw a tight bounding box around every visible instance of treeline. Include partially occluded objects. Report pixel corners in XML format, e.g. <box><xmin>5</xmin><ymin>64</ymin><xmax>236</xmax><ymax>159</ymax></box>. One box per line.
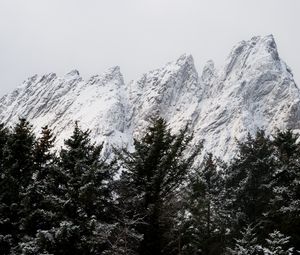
<box><xmin>0</xmin><ymin>118</ymin><xmax>299</xmax><ymax>254</ymax></box>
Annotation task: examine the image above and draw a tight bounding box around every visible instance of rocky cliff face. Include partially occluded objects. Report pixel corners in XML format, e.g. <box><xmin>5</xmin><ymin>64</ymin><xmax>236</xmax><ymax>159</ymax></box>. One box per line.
<box><xmin>193</xmin><ymin>35</ymin><xmax>300</xmax><ymax>160</ymax></box>
<box><xmin>1</xmin><ymin>35</ymin><xmax>299</xmax><ymax>160</ymax></box>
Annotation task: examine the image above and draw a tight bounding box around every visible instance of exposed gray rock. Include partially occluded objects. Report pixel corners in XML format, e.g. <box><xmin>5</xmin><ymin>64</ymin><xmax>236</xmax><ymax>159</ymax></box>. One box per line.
<box><xmin>0</xmin><ymin>35</ymin><xmax>299</xmax><ymax>160</ymax></box>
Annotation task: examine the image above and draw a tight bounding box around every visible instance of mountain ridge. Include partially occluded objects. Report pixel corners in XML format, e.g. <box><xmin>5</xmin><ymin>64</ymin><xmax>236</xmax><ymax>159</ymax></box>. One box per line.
<box><xmin>1</xmin><ymin>34</ymin><xmax>299</xmax><ymax>160</ymax></box>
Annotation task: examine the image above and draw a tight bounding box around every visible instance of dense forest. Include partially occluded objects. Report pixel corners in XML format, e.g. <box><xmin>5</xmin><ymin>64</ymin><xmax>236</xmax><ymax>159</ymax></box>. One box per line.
<box><xmin>0</xmin><ymin>118</ymin><xmax>299</xmax><ymax>254</ymax></box>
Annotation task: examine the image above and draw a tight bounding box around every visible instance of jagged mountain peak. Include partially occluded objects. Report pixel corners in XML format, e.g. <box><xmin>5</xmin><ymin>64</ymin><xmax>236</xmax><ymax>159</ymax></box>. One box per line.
<box><xmin>144</xmin><ymin>53</ymin><xmax>196</xmax><ymax>82</ymax></box>
<box><xmin>0</xmin><ymin>35</ymin><xmax>299</xmax><ymax>160</ymax></box>
<box><xmin>228</xmin><ymin>34</ymin><xmax>278</xmax><ymax>59</ymax></box>
<box><xmin>174</xmin><ymin>53</ymin><xmax>194</xmax><ymax>66</ymax></box>
<box><xmin>192</xmin><ymin>35</ymin><xmax>300</xmax><ymax>160</ymax></box>
<box><xmin>102</xmin><ymin>66</ymin><xmax>124</xmax><ymax>84</ymax></box>
<box><xmin>64</xmin><ymin>69</ymin><xmax>80</xmax><ymax>79</ymax></box>
<box><xmin>87</xmin><ymin>66</ymin><xmax>124</xmax><ymax>90</ymax></box>
<box><xmin>127</xmin><ymin>53</ymin><xmax>200</xmax><ymax>137</ymax></box>
<box><xmin>250</xmin><ymin>34</ymin><xmax>279</xmax><ymax>60</ymax></box>
<box><xmin>223</xmin><ymin>34</ymin><xmax>282</xmax><ymax>80</ymax></box>
<box><xmin>201</xmin><ymin>60</ymin><xmax>216</xmax><ymax>85</ymax></box>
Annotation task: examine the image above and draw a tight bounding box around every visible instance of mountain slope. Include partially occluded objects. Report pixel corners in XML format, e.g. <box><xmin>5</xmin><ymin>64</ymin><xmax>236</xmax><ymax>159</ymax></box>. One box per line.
<box><xmin>0</xmin><ymin>67</ymin><xmax>130</xmax><ymax>155</ymax></box>
<box><xmin>1</xmin><ymin>35</ymin><xmax>299</xmax><ymax>160</ymax></box>
<box><xmin>194</xmin><ymin>35</ymin><xmax>300</xmax><ymax>159</ymax></box>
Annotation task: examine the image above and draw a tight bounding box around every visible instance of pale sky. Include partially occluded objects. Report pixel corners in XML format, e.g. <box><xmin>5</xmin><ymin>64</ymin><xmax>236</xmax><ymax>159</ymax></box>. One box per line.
<box><xmin>0</xmin><ymin>0</ymin><xmax>299</xmax><ymax>97</ymax></box>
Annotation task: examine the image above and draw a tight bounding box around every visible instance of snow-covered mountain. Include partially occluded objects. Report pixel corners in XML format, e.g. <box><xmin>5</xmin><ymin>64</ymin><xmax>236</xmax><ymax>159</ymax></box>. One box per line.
<box><xmin>1</xmin><ymin>35</ymin><xmax>299</xmax><ymax>160</ymax></box>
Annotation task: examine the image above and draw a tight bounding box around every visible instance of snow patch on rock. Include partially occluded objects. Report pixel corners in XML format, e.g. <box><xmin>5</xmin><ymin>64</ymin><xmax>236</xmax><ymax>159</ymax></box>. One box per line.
<box><xmin>1</xmin><ymin>35</ymin><xmax>299</xmax><ymax>160</ymax></box>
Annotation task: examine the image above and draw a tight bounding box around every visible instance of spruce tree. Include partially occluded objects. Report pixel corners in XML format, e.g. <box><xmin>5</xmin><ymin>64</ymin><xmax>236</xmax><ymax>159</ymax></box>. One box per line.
<box><xmin>225</xmin><ymin>131</ymin><xmax>275</xmax><ymax>242</ymax></box>
<box><xmin>229</xmin><ymin>228</ymin><xmax>294</xmax><ymax>255</ymax></box>
<box><xmin>34</xmin><ymin>125</ymin><xmax>56</xmax><ymax>169</ymax></box>
<box><xmin>0</xmin><ymin>119</ymin><xmax>36</xmax><ymax>253</ymax></box>
<box><xmin>228</xmin><ymin>225</ymin><xmax>263</xmax><ymax>255</ymax></box>
<box><xmin>182</xmin><ymin>153</ymin><xmax>227</xmax><ymax>255</ymax></box>
<box><xmin>263</xmin><ymin>230</ymin><xmax>294</xmax><ymax>255</ymax></box>
<box><xmin>20</xmin><ymin>126</ymin><xmax>57</xmax><ymax>230</ymax></box>
<box><xmin>117</xmin><ymin>117</ymin><xmax>200</xmax><ymax>255</ymax></box>
<box><xmin>4</xmin><ymin>119</ymin><xmax>35</xmax><ymax>190</ymax></box>
<box><xmin>0</xmin><ymin>123</ymin><xmax>12</xmax><ymax>254</ymax></box>
<box><xmin>0</xmin><ymin>123</ymin><xmax>9</xmax><ymax>165</ymax></box>
<box><xmin>18</xmin><ymin>125</ymin><xmax>63</xmax><ymax>254</ymax></box>
<box><xmin>269</xmin><ymin>130</ymin><xmax>300</xmax><ymax>251</ymax></box>
<box><xmin>56</xmin><ymin>121</ymin><xmax>115</xmax><ymax>254</ymax></box>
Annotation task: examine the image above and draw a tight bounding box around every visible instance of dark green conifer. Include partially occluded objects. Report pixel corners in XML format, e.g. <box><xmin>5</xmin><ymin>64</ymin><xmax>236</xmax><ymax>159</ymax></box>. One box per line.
<box><xmin>56</xmin><ymin>121</ymin><xmax>114</xmax><ymax>254</ymax></box>
<box><xmin>269</xmin><ymin>130</ymin><xmax>300</xmax><ymax>251</ymax></box>
<box><xmin>117</xmin><ymin>117</ymin><xmax>201</xmax><ymax>255</ymax></box>
<box><xmin>19</xmin><ymin>126</ymin><xmax>59</xmax><ymax>239</ymax></box>
<box><xmin>182</xmin><ymin>154</ymin><xmax>227</xmax><ymax>255</ymax></box>
<box><xmin>0</xmin><ymin>123</ymin><xmax>11</xmax><ymax>254</ymax></box>
<box><xmin>225</xmin><ymin>131</ymin><xmax>275</xmax><ymax>242</ymax></box>
<box><xmin>0</xmin><ymin>119</ymin><xmax>35</xmax><ymax>253</ymax></box>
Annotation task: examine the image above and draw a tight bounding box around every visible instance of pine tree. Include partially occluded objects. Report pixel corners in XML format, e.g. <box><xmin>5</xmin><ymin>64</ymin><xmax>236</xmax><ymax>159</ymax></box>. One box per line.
<box><xmin>117</xmin><ymin>117</ymin><xmax>201</xmax><ymax>255</ymax></box>
<box><xmin>4</xmin><ymin>119</ymin><xmax>35</xmax><ymax>190</ymax></box>
<box><xmin>60</xmin><ymin>122</ymin><xmax>113</xmax><ymax>220</ymax></box>
<box><xmin>0</xmin><ymin>119</ymin><xmax>36</xmax><ymax>253</ymax></box>
<box><xmin>0</xmin><ymin>123</ymin><xmax>9</xmax><ymax>165</ymax></box>
<box><xmin>182</xmin><ymin>153</ymin><xmax>227</xmax><ymax>255</ymax></box>
<box><xmin>0</xmin><ymin>123</ymin><xmax>12</xmax><ymax>254</ymax></box>
<box><xmin>18</xmin><ymin>125</ymin><xmax>63</xmax><ymax>254</ymax></box>
<box><xmin>269</xmin><ymin>130</ymin><xmax>300</xmax><ymax>251</ymax></box>
<box><xmin>263</xmin><ymin>230</ymin><xmax>294</xmax><ymax>255</ymax></box>
<box><xmin>0</xmin><ymin>123</ymin><xmax>9</xmax><ymax>181</ymax></box>
<box><xmin>228</xmin><ymin>225</ymin><xmax>263</xmax><ymax>255</ymax></box>
<box><xmin>55</xmin><ymin>121</ymin><xmax>115</xmax><ymax>254</ymax></box>
<box><xmin>20</xmin><ymin>126</ymin><xmax>57</xmax><ymax>228</ymax></box>
<box><xmin>225</xmin><ymin>131</ymin><xmax>275</xmax><ymax>241</ymax></box>
<box><xmin>34</xmin><ymin>125</ymin><xmax>56</xmax><ymax>169</ymax></box>
<box><xmin>229</xmin><ymin>228</ymin><xmax>295</xmax><ymax>255</ymax></box>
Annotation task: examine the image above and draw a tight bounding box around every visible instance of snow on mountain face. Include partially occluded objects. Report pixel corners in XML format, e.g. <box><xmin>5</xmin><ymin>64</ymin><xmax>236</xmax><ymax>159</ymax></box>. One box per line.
<box><xmin>192</xmin><ymin>35</ymin><xmax>300</xmax><ymax>160</ymax></box>
<box><xmin>0</xmin><ymin>66</ymin><xmax>130</xmax><ymax>155</ymax></box>
<box><xmin>1</xmin><ymin>35</ymin><xmax>299</xmax><ymax>160</ymax></box>
<box><xmin>127</xmin><ymin>54</ymin><xmax>201</xmax><ymax>138</ymax></box>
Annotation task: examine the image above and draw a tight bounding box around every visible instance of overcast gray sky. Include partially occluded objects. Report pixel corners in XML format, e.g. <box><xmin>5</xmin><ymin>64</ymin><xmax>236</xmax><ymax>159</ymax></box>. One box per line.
<box><xmin>0</xmin><ymin>0</ymin><xmax>299</xmax><ymax>97</ymax></box>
